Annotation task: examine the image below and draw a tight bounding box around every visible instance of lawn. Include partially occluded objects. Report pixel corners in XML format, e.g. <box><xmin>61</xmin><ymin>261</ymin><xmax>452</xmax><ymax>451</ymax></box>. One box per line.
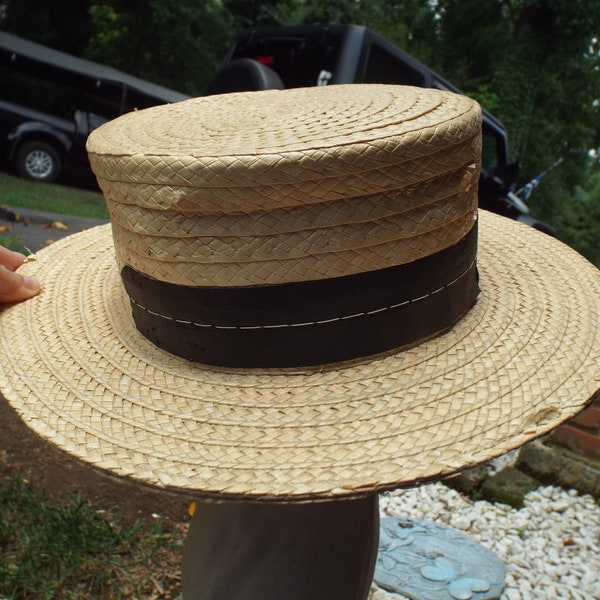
<box><xmin>0</xmin><ymin>171</ymin><xmax>109</xmax><ymax>220</ymax></box>
<box><xmin>0</xmin><ymin>468</ymin><xmax>185</xmax><ymax>599</ymax></box>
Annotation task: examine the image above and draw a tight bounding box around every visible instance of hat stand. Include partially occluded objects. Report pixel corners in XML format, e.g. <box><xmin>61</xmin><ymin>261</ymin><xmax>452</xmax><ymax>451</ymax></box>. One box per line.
<box><xmin>182</xmin><ymin>495</ymin><xmax>379</xmax><ymax>600</ymax></box>
<box><xmin>181</xmin><ymin>492</ymin><xmax>507</xmax><ymax>600</ymax></box>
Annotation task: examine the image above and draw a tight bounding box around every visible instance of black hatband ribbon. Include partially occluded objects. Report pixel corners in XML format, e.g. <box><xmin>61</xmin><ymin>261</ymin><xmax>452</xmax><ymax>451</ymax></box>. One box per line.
<box><xmin>121</xmin><ymin>225</ymin><xmax>479</xmax><ymax>368</ymax></box>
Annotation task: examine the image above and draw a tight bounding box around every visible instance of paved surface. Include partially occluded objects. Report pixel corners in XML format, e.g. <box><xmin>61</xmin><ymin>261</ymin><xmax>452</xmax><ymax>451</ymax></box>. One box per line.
<box><xmin>0</xmin><ymin>206</ymin><xmax>108</xmax><ymax>253</ymax></box>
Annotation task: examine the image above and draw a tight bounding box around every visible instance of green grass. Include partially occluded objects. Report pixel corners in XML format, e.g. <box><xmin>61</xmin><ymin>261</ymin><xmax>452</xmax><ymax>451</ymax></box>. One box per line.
<box><xmin>0</xmin><ymin>470</ymin><xmax>184</xmax><ymax>599</ymax></box>
<box><xmin>0</xmin><ymin>172</ymin><xmax>109</xmax><ymax>220</ymax></box>
<box><xmin>0</xmin><ymin>235</ymin><xmax>22</xmax><ymax>251</ymax></box>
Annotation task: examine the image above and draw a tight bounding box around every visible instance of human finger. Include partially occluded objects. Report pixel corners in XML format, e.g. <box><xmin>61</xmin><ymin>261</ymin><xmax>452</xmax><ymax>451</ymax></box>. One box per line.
<box><xmin>0</xmin><ymin>265</ymin><xmax>40</xmax><ymax>304</ymax></box>
<box><xmin>0</xmin><ymin>246</ymin><xmax>26</xmax><ymax>271</ymax></box>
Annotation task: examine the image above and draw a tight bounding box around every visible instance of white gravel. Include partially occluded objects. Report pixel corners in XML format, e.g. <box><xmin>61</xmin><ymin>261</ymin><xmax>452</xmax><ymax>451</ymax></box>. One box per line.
<box><xmin>371</xmin><ymin>481</ymin><xmax>600</xmax><ymax>600</ymax></box>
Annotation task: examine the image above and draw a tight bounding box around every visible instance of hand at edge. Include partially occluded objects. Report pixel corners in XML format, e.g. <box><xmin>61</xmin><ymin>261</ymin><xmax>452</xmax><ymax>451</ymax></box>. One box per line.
<box><xmin>0</xmin><ymin>246</ymin><xmax>41</xmax><ymax>304</ymax></box>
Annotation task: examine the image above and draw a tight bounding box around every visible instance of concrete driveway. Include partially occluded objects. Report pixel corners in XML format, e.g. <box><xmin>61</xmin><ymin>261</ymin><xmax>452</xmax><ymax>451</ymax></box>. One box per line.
<box><xmin>0</xmin><ymin>206</ymin><xmax>108</xmax><ymax>253</ymax></box>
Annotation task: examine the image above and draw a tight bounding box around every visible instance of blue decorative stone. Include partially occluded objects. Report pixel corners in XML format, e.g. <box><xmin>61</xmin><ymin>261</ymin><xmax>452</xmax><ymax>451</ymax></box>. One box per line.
<box><xmin>375</xmin><ymin>517</ymin><xmax>506</xmax><ymax>600</ymax></box>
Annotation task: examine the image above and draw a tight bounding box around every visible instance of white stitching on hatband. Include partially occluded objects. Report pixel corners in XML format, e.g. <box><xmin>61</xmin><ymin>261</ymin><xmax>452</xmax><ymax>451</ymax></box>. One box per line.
<box><xmin>130</xmin><ymin>259</ymin><xmax>476</xmax><ymax>330</ymax></box>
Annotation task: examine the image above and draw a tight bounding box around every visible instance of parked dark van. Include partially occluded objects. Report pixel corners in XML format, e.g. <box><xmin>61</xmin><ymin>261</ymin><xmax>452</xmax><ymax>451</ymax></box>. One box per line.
<box><xmin>0</xmin><ymin>32</ymin><xmax>188</xmax><ymax>184</ymax></box>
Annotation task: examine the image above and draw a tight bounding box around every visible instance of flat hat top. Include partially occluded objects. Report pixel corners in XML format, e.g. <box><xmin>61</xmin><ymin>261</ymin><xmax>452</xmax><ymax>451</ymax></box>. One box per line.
<box><xmin>86</xmin><ymin>85</ymin><xmax>481</xmax><ymax>212</ymax></box>
<box><xmin>87</xmin><ymin>84</ymin><xmax>475</xmax><ymax>158</ymax></box>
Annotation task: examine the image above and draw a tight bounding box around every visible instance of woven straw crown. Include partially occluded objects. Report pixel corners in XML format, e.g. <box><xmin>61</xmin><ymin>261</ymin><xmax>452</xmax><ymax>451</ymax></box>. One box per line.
<box><xmin>86</xmin><ymin>84</ymin><xmax>481</xmax><ymax>288</ymax></box>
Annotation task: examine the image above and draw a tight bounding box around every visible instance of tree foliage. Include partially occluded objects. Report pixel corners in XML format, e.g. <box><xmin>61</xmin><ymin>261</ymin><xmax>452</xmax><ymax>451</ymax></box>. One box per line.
<box><xmin>1</xmin><ymin>0</ymin><xmax>92</xmax><ymax>55</ymax></box>
<box><xmin>1</xmin><ymin>0</ymin><xmax>599</xmax><ymax>263</ymax></box>
<box><xmin>482</xmin><ymin>1</ymin><xmax>600</xmax><ymax>226</ymax></box>
<box><xmin>85</xmin><ymin>0</ymin><xmax>234</xmax><ymax>96</ymax></box>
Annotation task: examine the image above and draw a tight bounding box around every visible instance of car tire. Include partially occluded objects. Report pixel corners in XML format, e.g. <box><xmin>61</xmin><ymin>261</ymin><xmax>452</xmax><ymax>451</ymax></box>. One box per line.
<box><xmin>15</xmin><ymin>141</ymin><xmax>62</xmax><ymax>183</ymax></box>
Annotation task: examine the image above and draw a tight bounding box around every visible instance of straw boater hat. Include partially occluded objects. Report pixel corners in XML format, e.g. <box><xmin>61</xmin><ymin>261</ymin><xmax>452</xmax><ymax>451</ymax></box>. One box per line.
<box><xmin>0</xmin><ymin>84</ymin><xmax>598</xmax><ymax>501</ymax></box>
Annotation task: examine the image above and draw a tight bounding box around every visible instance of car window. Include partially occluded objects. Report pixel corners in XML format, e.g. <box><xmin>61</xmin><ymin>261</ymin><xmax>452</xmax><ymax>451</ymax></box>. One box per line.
<box><xmin>231</xmin><ymin>33</ymin><xmax>343</xmax><ymax>88</ymax></box>
<box><xmin>361</xmin><ymin>43</ymin><xmax>427</xmax><ymax>87</ymax></box>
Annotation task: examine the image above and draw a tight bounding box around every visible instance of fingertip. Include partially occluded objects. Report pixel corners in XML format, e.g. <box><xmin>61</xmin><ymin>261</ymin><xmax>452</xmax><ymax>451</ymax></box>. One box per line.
<box><xmin>23</xmin><ymin>275</ymin><xmax>41</xmax><ymax>295</ymax></box>
<box><xmin>0</xmin><ymin>268</ymin><xmax>41</xmax><ymax>303</ymax></box>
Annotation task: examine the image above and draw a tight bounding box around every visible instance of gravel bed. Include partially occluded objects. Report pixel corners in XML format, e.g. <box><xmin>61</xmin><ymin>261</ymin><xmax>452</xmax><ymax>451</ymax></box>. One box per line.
<box><xmin>370</xmin><ymin>482</ymin><xmax>600</xmax><ymax>600</ymax></box>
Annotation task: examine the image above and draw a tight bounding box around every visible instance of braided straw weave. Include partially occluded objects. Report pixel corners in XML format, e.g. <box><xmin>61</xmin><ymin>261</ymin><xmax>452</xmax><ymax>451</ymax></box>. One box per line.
<box><xmin>0</xmin><ymin>211</ymin><xmax>598</xmax><ymax>500</ymax></box>
<box><xmin>87</xmin><ymin>84</ymin><xmax>481</xmax><ymax>286</ymax></box>
<box><xmin>1</xmin><ymin>85</ymin><xmax>598</xmax><ymax>501</ymax></box>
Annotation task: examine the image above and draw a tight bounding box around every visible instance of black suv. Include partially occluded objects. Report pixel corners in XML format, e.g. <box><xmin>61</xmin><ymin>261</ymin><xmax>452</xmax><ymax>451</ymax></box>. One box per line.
<box><xmin>209</xmin><ymin>24</ymin><xmax>554</xmax><ymax>233</ymax></box>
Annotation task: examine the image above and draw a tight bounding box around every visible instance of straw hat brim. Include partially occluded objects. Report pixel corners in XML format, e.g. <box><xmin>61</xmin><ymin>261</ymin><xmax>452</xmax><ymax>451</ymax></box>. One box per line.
<box><xmin>0</xmin><ymin>210</ymin><xmax>598</xmax><ymax>501</ymax></box>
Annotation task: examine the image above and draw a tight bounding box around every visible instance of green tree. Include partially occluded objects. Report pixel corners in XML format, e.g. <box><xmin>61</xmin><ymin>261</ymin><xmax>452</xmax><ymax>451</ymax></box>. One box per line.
<box><xmin>232</xmin><ymin>0</ymin><xmax>439</xmax><ymax>62</ymax></box>
<box><xmin>86</xmin><ymin>0</ymin><xmax>234</xmax><ymax>95</ymax></box>
<box><xmin>223</xmin><ymin>0</ymin><xmax>293</xmax><ymax>27</ymax></box>
<box><xmin>355</xmin><ymin>0</ymin><xmax>439</xmax><ymax>65</ymax></box>
<box><xmin>433</xmin><ymin>0</ymin><xmax>511</xmax><ymax>98</ymax></box>
<box><xmin>1</xmin><ymin>0</ymin><xmax>93</xmax><ymax>55</ymax></box>
<box><xmin>424</xmin><ymin>0</ymin><xmax>600</xmax><ymax>258</ymax></box>
<box><xmin>559</xmin><ymin>163</ymin><xmax>600</xmax><ymax>267</ymax></box>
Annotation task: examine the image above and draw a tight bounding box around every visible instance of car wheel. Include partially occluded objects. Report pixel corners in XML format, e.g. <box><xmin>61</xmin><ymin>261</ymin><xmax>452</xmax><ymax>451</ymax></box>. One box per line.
<box><xmin>15</xmin><ymin>141</ymin><xmax>62</xmax><ymax>183</ymax></box>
